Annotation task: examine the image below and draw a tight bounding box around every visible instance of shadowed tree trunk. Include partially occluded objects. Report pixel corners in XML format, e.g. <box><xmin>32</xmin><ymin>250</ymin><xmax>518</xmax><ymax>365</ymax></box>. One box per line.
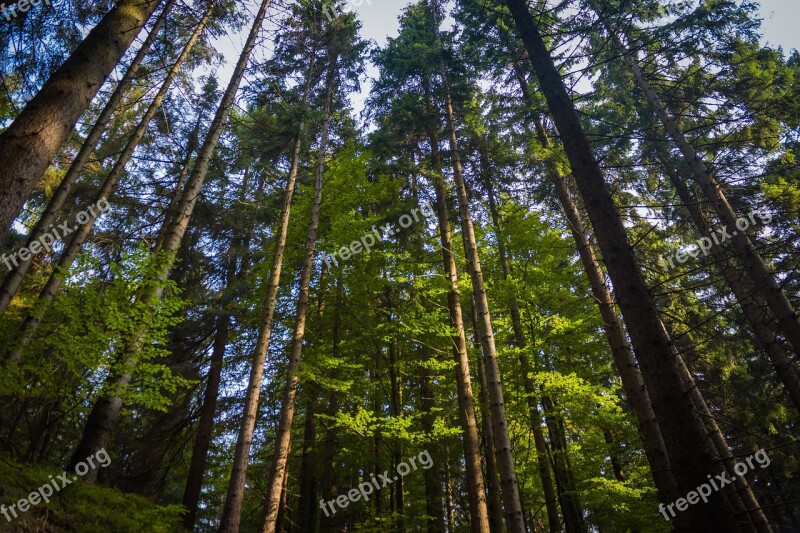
<box><xmin>0</xmin><ymin>0</ymin><xmax>163</xmax><ymax>235</ymax></box>
<box><xmin>66</xmin><ymin>0</ymin><xmax>272</xmax><ymax>484</ymax></box>
<box><xmin>503</xmin><ymin>1</ymin><xmax>738</xmax><ymax>530</ymax></box>
<box><xmin>0</xmin><ymin>0</ymin><xmax>174</xmax><ymax>316</ymax></box>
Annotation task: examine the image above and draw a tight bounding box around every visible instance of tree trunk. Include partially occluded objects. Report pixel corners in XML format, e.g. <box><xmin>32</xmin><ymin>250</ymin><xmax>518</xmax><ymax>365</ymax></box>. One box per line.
<box><xmin>260</xmin><ymin>62</ymin><xmax>334</xmax><ymax>533</ymax></box>
<box><xmin>429</xmin><ymin>6</ymin><xmax>525</xmax><ymax>526</ymax></box>
<box><xmin>424</xmin><ymin>119</ymin><xmax>491</xmax><ymax>533</ymax></box>
<box><xmin>0</xmin><ymin>0</ymin><xmax>163</xmax><ymax>236</ymax></box>
<box><xmin>67</xmin><ymin>0</ymin><xmax>272</xmax><ymax>483</ymax></box>
<box><xmin>296</xmin><ymin>390</ymin><xmax>318</xmax><ymax>533</ymax></box>
<box><xmin>219</xmin><ymin>53</ymin><xmax>312</xmax><ymax>529</ymax></box>
<box><xmin>420</xmin><ymin>346</ymin><xmax>447</xmax><ymax>533</ymax></box>
<box><xmin>503</xmin><ymin>1</ymin><xmax>738</xmax><ymax>530</ymax></box>
<box><xmin>609</xmin><ymin>28</ymin><xmax>800</xmax><ymax>358</ymax></box>
<box><xmin>320</xmin><ymin>278</ymin><xmax>342</xmax><ymax>533</ymax></box>
<box><xmin>182</xmin><ymin>311</ymin><xmax>230</xmax><ymax>530</ymax></box>
<box><xmin>0</xmin><ymin>0</ymin><xmax>173</xmax><ymax>316</ymax></box>
<box><xmin>662</xmin><ymin>161</ymin><xmax>800</xmax><ymax>412</ymax></box>
<box><xmin>6</xmin><ymin>0</ymin><xmax>216</xmax><ymax>362</ymax></box>
<box><xmin>482</xmin><ymin>168</ymin><xmax>562</xmax><ymax>533</ymax></box>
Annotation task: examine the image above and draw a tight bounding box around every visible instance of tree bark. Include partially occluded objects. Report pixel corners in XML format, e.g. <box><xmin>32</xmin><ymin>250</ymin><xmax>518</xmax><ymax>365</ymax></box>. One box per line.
<box><xmin>260</xmin><ymin>62</ymin><xmax>334</xmax><ymax>533</ymax></box>
<box><xmin>67</xmin><ymin>0</ymin><xmax>272</xmax><ymax>484</ymax></box>
<box><xmin>6</xmin><ymin>0</ymin><xmax>216</xmax><ymax>362</ymax></box>
<box><xmin>0</xmin><ymin>0</ymin><xmax>174</xmax><ymax>316</ymax></box>
<box><xmin>503</xmin><ymin>1</ymin><xmax>738</xmax><ymax>529</ymax></box>
<box><xmin>609</xmin><ymin>27</ymin><xmax>800</xmax><ymax>358</ymax></box>
<box><xmin>0</xmin><ymin>0</ymin><xmax>163</xmax><ymax>236</ymax></box>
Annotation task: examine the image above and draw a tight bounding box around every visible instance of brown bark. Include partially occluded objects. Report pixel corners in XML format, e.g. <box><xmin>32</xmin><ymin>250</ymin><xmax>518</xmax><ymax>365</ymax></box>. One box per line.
<box><xmin>609</xmin><ymin>28</ymin><xmax>800</xmax><ymax>358</ymax></box>
<box><xmin>182</xmin><ymin>311</ymin><xmax>229</xmax><ymax>530</ymax></box>
<box><xmin>424</xmin><ymin>121</ymin><xmax>490</xmax><ymax>533</ymax></box>
<box><xmin>420</xmin><ymin>346</ymin><xmax>446</xmax><ymax>533</ymax></box>
<box><xmin>319</xmin><ymin>279</ymin><xmax>342</xmax><ymax>533</ymax></box>
<box><xmin>6</xmin><ymin>0</ymin><xmax>216</xmax><ymax>362</ymax></box>
<box><xmin>0</xmin><ymin>0</ymin><xmax>173</xmax><ymax>316</ymax></box>
<box><xmin>503</xmin><ymin>1</ymin><xmax>738</xmax><ymax>530</ymax></box>
<box><xmin>483</xmin><ymin>169</ymin><xmax>561</xmax><ymax>533</ymax></box>
<box><xmin>260</xmin><ymin>62</ymin><xmax>334</xmax><ymax>533</ymax></box>
<box><xmin>0</xmin><ymin>0</ymin><xmax>163</xmax><ymax>236</ymax></box>
<box><xmin>67</xmin><ymin>0</ymin><xmax>272</xmax><ymax>484</ymax></box>
<box><xmin>219</xmin><ymin>45</ymin><xmax>313</xmax><ymax>533</ymax></box>
<box><xmin>296</xmin><ymin>390</ymin><xmax>318</xmax><ymax>533</ymax></box>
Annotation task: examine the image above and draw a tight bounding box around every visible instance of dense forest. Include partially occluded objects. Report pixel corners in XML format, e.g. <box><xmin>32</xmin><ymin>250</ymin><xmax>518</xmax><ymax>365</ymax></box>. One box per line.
<box><xmin>0</xmin><ymin>0</ymin><xmax>799</xmax><ymax>531</ymax></box>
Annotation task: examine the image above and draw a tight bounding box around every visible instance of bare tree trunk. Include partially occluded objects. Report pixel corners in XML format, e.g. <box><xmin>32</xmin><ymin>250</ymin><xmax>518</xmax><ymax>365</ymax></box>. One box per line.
<box><xmin>503</xmin><ymin>1</ymin><xmax>738</xmax><ymax>530</ymax></box>
<box><xmin>182</xmin><ymin>311</ymin><xmax>230</xmax><ymax>530</ymax></box>
<box><xmin>429</xmin><ymin>6</ymin><xmax>525</xmax><ymax>526</ymax></box>
<box><xmin>0</xmin><ymin>0</ymin><xmax>174</xmax><ymax>316</ymax></box>
<box><xmin>219</xmin><ymin>53</ymin><xmax>313</xmax><ymax>530</ymax></box>
<box><xmin>261</xmin><ymin>63</ymin><xmax>334</xmax><ymax>533</ymax></box>
<box><xmin>0</xmin><ymin>0</ymin><xmax>163</xmax><ymax>235</ymax></box>
<box><xmin>609</xmin><ymin>28</ymin><xmax>800</xmax><ymax>358</ymax></box>
<box><xmin>662</xmin><ymin>162</ymin><xmax>800</xmax><ymax>412</ymax></box>
<box><xmin>424</xmin><ymin>120</ymin><xmax>490</xmax><ymax>533</ymax></box>
<box><xmin>482</xmin><ymin>169</ymin><xmax>562</xmax><ymax>533</ymax></box>
<box><xmin>6</xmin><ymin>0</ymin><xmax>216</xmax><ymax>362</ymax></box>
<box><xmin>67</xmin><ymin>0</ymin><xmax>272</xmax><ymax>483</ymax></box>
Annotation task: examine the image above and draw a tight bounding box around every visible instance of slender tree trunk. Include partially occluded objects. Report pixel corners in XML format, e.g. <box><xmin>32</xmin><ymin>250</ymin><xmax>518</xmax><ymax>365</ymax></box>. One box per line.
<box><xmin>182</xmin><ymin>311</ymin><xmax>230</xmax><ymax>530</ymax></box>
<box><xmin>388</xmin><ymin>340</ymin><xmax>405</xmax><ymax>528</ymax></box>
<box><xmin>482</xmin><ymin>170</ymin><xmax>562</xmax><ymax>533</ymax></box>
<box><xmin>296</xmin><ymin>390</ymin><xmax>318</xmax><ymax>533</ymax></box>
<box><xmin>219</xmin><ymin>71</ymin><xmax>311</xmax><ymax>529</ymax></box>
<box><xmin>429</xmin><ymin>7</ymin><xmax>525</xmax><ymax>526</ymax></box>
<box><xmin>503</xmin><ymin>2</ymin><xmax>738</xmax><ymax>530</ymax></box>
<box><xmin>6</xmin><ymin>0</ymin><xmax>216</xmax><ymax>362</ymax></box>
<box><xmin>608</xmin><ymin>27</ymin><xmax>800</xmax><ymax>358</ymax></box>
<box><xmin>0</xmin><ymin>0</ymin><xmax>173</xmax><ymax>316</ymax></box>
<box><xmin>662</xmin><ymin>162</ymin><xmax>800</xmax><ymax>412</ymax></box>
<box><xmin>320</xmin><ymin>278</ymin><xmax>342</xmax><ymax>533</ymax></box>
<box><xmin>261</xmin><ymin>63</ymin><xmax>334</xmax><ymax>533</ymax></box>
<box><xmin>424</xmin><ymin>119</ymin><xmax>491</xmax><ymax>533</ymax></box>
<box><xmin>471</xmin><ymin>302</ymin><xmax>505</xmax><ymax>533</ymax></box>
<box><xmin>0</xmin><ymin>0</ymin><xmax>163</xmax><ymax>235</ymax></box>
<box><xmin>67</xmin><ymin>0</ymin><xmax>272</xmax><ymax>483</ymax></box>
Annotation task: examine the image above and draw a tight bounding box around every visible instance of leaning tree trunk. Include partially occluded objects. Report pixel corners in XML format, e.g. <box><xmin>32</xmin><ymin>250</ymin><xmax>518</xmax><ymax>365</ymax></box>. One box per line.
<box><xmin>260</xmin><ymin>62</ymin><xmax>334</xmax><ymax>533</ymax></box>
<box><xmin>219</xmin><ymin>57</ymin><xmax>314</xmax><ymax>532</ymax></box>
<box><xmin>66</xmin><ymin>0</ymin><xmax>272</xmax><ymax>481</ymax></box>
<box><xmin>6</xmin><ymin>0</ymin><xmax>216</xmax><ymax>363</ymax></box>
<box><xmin>0</xmin><ymin>0</ymin><xmax>174</xmax><ymax>316</ymax></box>
<box><xmin>607</xmin><ymin>26</ymin><xmax>800</xmax><ymax>358</ymax></box>
<box><xmin>0</xmin><ymin>0</ymin><xmax>162</xmax><ymax>236</ymax></box>
<box><xmin>503</xmin><ymin>1</ymin><xmax>738</xmax><ymax>530</ymax></box>
<box><xmin>660</xmin><ymin>160</ymin><xmax>800</xmax><ymax>412</ymax></box>
<box><xmin>423</xmin><ymin>120</ymin><xmax>491</xmax><ymax>533</ymax></box>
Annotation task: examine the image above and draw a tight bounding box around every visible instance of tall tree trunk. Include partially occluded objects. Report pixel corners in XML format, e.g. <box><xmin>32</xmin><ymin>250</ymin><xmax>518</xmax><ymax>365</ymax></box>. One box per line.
<box><xmin>0</xmin><ymin>0</ymin><xmax>174</xmax><ymax>316</ymax></box>
<box><xmin>471</xmin><ymin>301</ymin><xmax>505</xmax><ymax>533</ymax></box>
<box><xmin>423</xmin><ymin>119</ymin><xmax>491</xmax><ymax>533</ymax></box>
<box><xmin>388</xmin><ymin>339</ymin><xmax>405</xmax><ymax>528</ymax></box>
<box><xmin>296</xmin><ymin>390</ymin><xmax>318</xmax><ymax>533</ymax></box>
<box><xmin>503</xmin><ymin>1</ymin><xmax>738</xmax><ymax>530</ymax></box>
<box><xmin>67</xmin><ymin>0</ymin><xmax>272</xmax><ymax>483</ymax></box>
<box><xmin>429</xmin><ymin>5</ymin><xmax>525</xmax><ymax>526</ymax></box>
<box><xmin>661</xmin><ymin>161</ymin><xmax>800</xmax><ymax>412</ymax></box>
<box><xmin>219</xmin><ymin>52</ymin><xmax>312</xmax><ymax>528</ymax></box>
<box><xmin>261</xmin><ymin>62</ymin><xmax>334</xmax><ymax>533</ymax></box>
<box><xmin>6</xmin><ymin>0</ymin><xmax>216</xmax><ymax>362</ymax></box>
<box><xmin>319</xmin><ymin>278</ymin><xmax>342</xmax><ymax>533</ymax></box>
<box><xmin>482</xmin><ymin>167</ymin><xmax>562</xmax><ymax>533</ymax></box>
<box><xmin>0</xmin><ymin>0</ymin><xmax>163</xmax><ymax>236</ymax></box>
<box><xmin>182</xmin><ymin>311</ymin><xmax>230</xmax><ymax>530</ymax></box>
<box><xmin>607</xmin><ymin>27</ymin><xmax>800</xmax><ymax>358</ymax></box>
